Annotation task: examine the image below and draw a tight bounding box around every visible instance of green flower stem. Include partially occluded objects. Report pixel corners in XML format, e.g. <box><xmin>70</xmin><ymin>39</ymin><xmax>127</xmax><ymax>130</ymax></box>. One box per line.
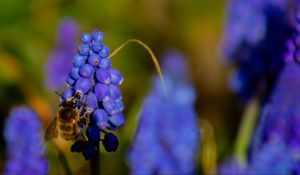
<box><xmin>91</xmin><ymin>142</ymin><xmax>100</xmax><ymax>175</ymax></box>
<box><xmin>234</xmin><ymin>98</ymin><xmax>259</xmax><ymax>166</ymax></box>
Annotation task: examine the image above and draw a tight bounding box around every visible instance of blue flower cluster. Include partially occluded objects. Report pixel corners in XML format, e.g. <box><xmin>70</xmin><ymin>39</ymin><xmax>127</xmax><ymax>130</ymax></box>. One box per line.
<box><xmin>219</xmin><ymin>141</ymin><xmax>293</xmax><ymax>174</ymax></box>
<box><xmin>222</xmin><ymin>0</ymin><xmax>266</xmax><ymax>59</ymax></box>
<box><xmin>220</xmin><ymin>60</ymin><xmax>300</xmax><ymax>174</ymax></box>
<box><xmin>247</xmin><ymin>141</ymin><xmax>293</xmax><ymax>174</ymax></box>
<box><xmin>4</xmin><ymin>106</ymin><xmax>48</xmax><ymax>175</ymax></box>
<box><xmin>45</xmin><ymin>18</ymin><xmax>78</xmax><ymax>89</ymax></box>
<box><xmin>223</xmin><ymin>0</ymin><xmax>293</xmax><ymax>102</ymax></box>
<box><xmin>219</xmin><ymin>14</ymin><xmax>300</xmax><ymax>174</ymax></box>
<box><xmin>218</xmin><ymin>157</ymin><xmax>246</xmax><ymax>174</ymax></box>
<box><xmin>127</xmin><ymin>49</ymin><xmax>200</xmax><ymax>174</ymax></box>
<box><xmin>60</xmin><ymin>29</ymin><xmax>124</xmax><ymax>159</ymax></box>
<box><xmin>249</xmin><ymin>14</ymin><xmax>300</xmax><ymax>172</ymax></box>
<box><xmin>248</xmin><ymin>62</ymin><xmax>300</xmax><ymax>174</ymax></box>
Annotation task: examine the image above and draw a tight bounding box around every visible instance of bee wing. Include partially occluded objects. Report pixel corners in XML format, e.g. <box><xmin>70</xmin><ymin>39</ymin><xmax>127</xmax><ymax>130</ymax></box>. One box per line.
<box><xmin>45</xmin><ymin>116</ymin><xmax>58</xmax><ymax>141</ymax></box>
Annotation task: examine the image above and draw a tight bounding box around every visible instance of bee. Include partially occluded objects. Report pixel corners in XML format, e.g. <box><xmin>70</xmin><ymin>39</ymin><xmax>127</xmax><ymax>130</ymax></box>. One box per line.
<box><xmin>45</xmin><ymin>92</ymin><xmax>86</xmax><ymax>141</ymax></box>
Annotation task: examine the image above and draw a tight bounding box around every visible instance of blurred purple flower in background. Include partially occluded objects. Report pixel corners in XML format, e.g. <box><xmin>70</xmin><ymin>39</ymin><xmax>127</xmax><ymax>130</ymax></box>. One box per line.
<box><xmin>223</xmin><ymin>0</ymin><xmax>293</xmax><ymax>102</ymax></box>
<box><xmin>219</xmin><ymin>142</ymin><xmax>293</xmax><ymax>174</ymax></box>
<box><xmin>4</xmin><ymin>106</ymin><xmax>48</xmax><ymax>175</ymax></box>
<box><xmin>219</xmin><ymin>13</ymin><xmax>300</xmax><ymax>174</ymax></box>
<box><xmin>45</xmin><ymin>18</ymin><xmax>78</xmax><ymax>89</ymax></box>
<box><xmin>248</xmin><ymin>58</ymin><xmax>300</xmax><ymax>174</ymax></box>
<box><xmin>248</xmin><ymin>15</ymin><xmax>300</xmax><ymax>173</ymax></box>
<box><xmin>218</xmin><ymin>157</ymin><xmax>246</xmax><ymax>175</ymax></box>
<box><xmin>127</xmin><ymin>49</ymin><xmax>200</xmax><ymax>174</ymax></box>
<box><xmin>223</xmin><ymin>0</ymin><xmax>266</xmax><ymax>59</ymax></box>
<box><xmin>247</xmin><ymin>140</ymin><xmax>293</xmax><ymax>174</ymax></box>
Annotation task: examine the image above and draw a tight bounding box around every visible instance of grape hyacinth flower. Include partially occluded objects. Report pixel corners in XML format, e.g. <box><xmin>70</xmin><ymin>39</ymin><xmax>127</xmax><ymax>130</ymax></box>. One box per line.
<box><xmin>218</xmin><ymin>14</ymin><xmax>300</xmax><ymax>174</ymax></box>
<box><xmin>219</xmin><ymin>56</ymin><xmax>298</xmax><ymax>173</ymax></box>
<box><xmin>247</xmin><ymin>140</ymin><xmax>293</xmax><ymax>174</ymax></box>
<box><xmin>4</xmin><ymin>106</ymin><xmax>48</xmax><ymax>175</ymax></box>
<box><xmin>45</xmin><ymin>18</ymin><xmax>78</xmax><ymax>89</ymax></box>
<box><xmin>218</xmin><ymin>141</ymin><xmax>293</xmax><ymax>174</ymax></box>
<box><xmin>218</xmin><ymin>157</ymin><xmax>246</xmax><ymax>175</ymax></box>
<box><xmin>222</xmin><ymin>0</ymin><xmax>266</xmax><ymax>59</ymax></box>
<box><xmin>248</xmin><ymin>50</ymin><xmax>300</xmax><ymax>174</ymax></box>
<box><xmin>127</xmin><ymin>50</ymin><xmax>200</xmax><ymax>174</ymax></box>
<box><xmin>58</xmin><ymin>29</ymin><xmax>124</xmax><ymax>160</ymax></box>
<box><xmin>223</xmin><ymin>0</ymin><xmax>294</xmax><ymax>102</ymax></box>
<box><xmin>249</xmin><ymin>13</ymin><xmax>300</xmax><ymax>172</ymax></box>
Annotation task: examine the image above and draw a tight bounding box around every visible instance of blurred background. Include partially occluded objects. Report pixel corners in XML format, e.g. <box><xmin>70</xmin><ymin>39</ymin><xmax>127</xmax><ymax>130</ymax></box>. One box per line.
<box><xmin>0</xmin><ymin>0</ymin><xmax>236</xmax><ymax>174</ymax></box>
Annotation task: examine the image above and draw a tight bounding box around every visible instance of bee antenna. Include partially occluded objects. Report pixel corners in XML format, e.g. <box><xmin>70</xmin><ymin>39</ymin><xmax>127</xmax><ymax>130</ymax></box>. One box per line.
<box><xmin>70</xmin><ymin>95</ymin><xmax>80</xmax><ymax>105</ymax></box>
<box><xmin>70</xmin><ymin>91</ymin><xmax>82</xmax><ymax>101</ymax></box>
<box><xmin>54</xmin><ymin>91</ymin><xmax>66</xmax><ymax>101</ymax></box>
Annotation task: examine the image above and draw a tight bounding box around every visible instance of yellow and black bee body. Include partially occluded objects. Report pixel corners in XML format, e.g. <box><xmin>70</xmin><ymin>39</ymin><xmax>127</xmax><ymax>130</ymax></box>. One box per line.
<box><xmin>45</xmin><ymin>94</ymin><xmax>85</xmax><ymax>141</ymax></box>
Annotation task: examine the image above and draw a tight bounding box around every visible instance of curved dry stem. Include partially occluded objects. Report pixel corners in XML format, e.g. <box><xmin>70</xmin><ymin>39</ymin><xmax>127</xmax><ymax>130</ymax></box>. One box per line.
<box><xmin>108</xmin><ymin>39</ymin><xmax>168</xmax><ymax>96</ymax></box>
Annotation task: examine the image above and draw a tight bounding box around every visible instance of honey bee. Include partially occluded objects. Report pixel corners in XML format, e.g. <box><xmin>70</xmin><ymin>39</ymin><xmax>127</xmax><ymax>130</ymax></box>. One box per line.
<box><xmin>45</xmin><ymin>92</ymin><xmax>85</xmax><ymax>141</ymax></box>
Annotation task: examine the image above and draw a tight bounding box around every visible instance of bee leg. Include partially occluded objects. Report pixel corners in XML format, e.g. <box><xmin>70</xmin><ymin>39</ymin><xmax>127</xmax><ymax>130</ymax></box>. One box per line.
<box><xmin>75</xmin><ymin>127</ymin><xmax>81</xmax><ymax>135</ymax></box>
<box><xmin>75</xmin><ymin>123</ymin><xmax>88</xmax><ymax>141</ymax></box>
<box><xmin>79</xmin><ymin>112</ymin><xmax>91</xmax><ymax>126</ymax></box>
<box><xmin>83</xmin><ymin>112</ymin><xmax>90</xmax><ymax>124</ymax></box>
<box><xmin>78</xmin><ymin>104</ymin><xmax>85</xmax><ymax>116</ymax></box>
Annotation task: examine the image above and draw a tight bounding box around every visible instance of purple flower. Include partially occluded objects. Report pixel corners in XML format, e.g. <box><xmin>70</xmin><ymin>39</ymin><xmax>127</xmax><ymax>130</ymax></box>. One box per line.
<box><xmin>223</xmin><ymin>0</ymin><xmax>293</xmax><ymax>102</ymax></box>
<box><xmin>247</xmin><ymin>60</ymin><xmax>300</xmax><ymax>174</ymax></box>
<box><xmin>64</xmin><ymin>29</ymin><xmax>124</xmax><ymax>126</ymax></box>
<box><xmin>92</xmin><ymin>109</ymin><xmax>108</xmax><ymax>129</ymax></box>
<box><xmin>102</xmin><ymin>132</ymin><xmax>119</xmax><ymax>152</ymax></box>
<box><xmin>222</xmin><ymin>0</ymin><xmax>266</xmax><ymax>59</ymax></box>
<box><xmin>45</xmin><ymin>18</ymin><xmax>78</xmax><ymax>89</ymax></box>
<box><xmin>218</xmin><ymin>15</ymin><xmax>300</xmax><ymax>174</ymax></box>
<box><xmin>247</xmin><ymin>140</ymin><xmax>293</xmax><ymax>174</ymax></box>
<box><xmin>3</xmin><ymin>106</ymin><xmax>48</xmax><ymax>175</ymax></box>
<box><xmin>127</xmin><ymin>50</ymin><xmax>200</xmax><ymax>174</ymax></box>
<box><xmin>218</xmin><ymin>157</ymin><xmax>246</xmax><ymax>175</ymax></box>
<box><xmin>59</xmin><ymin>29</ymin><xmax>124</xmax><ymax>159</ymax></box>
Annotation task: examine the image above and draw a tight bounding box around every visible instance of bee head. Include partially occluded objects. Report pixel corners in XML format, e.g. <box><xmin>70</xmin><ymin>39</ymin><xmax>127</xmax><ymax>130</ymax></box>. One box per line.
<box><xmin>60</xmin><ymin>98</ymin><xmax>78</xmax><ymax>108</ymax></box>
<box><xmin>59</xmin><ymin>91</ymin><xmax>83</xmax><ymax>108</ymax></box>
<box><xmin>58</xmin><ymin>106</ymin><xmax>77</xmax><ymax>121</ymax></box>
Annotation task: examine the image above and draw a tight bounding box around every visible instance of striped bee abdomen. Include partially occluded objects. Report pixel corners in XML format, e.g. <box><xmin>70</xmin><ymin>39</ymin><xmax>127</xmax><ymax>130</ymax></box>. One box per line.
<box><xmin>59</xmin><ymin>124</ymin><xmax>73</xmax><ymax>132</ymax></box>
<box><xmin>56</xmin><ymin>105</ymin><xmax>80</xmax><ymax>141</ymax></box>
<box><xmin>58</xmin><ymin>121</ymin><xmax>78</xmax><ymax>140</ymax></box>
<box><xmin>60</xmin><ymin>132</ymin><xmax>80</xmax><ymax>141</ymax></box>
